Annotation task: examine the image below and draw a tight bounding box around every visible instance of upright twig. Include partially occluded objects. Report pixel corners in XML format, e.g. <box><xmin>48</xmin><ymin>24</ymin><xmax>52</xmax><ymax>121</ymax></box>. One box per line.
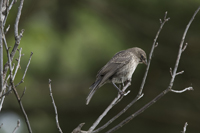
<box><xmin>181</xmin><ymin>122</ymin><xmax>188</xmax><ymax>133</ymax></box>
<box><xmin>106</xmin><ymin>6</ymin><xmax>199</xmax><ymax>133</ymax></box>
<box><xmin>93</xmin><ymin>11</ymin><xmax>170</xmax><ymax>133</ymax></box>
<box><xmin>15</xmin><ymin>52</ymin><xmax>33</xmax><ymax>87</ymax></box>
<box><xmin>138</xmin><ymin>11</ymin><xmax>170</xmax><ymax>96</ymax></box>
<box><xmin>49</xmin><ymin>79</ymin><xmax>63</xmax><ymax>133</ymax></box>
<box><xmin>12</xmin><ymin>119</ymin><xmax>20</xmax><ymax>133</ymax></box>
<box><xmin>13</xmin><ymin>47</ymin><xmax>22</xmax><ymax>80</ymax></box>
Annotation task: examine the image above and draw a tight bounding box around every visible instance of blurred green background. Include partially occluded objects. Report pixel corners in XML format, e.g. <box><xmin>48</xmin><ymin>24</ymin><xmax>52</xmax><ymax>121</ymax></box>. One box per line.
<box><xmin>1</xmin><ymin>0</ymin><xmax>200</xmax><ymax>133</ymax></box>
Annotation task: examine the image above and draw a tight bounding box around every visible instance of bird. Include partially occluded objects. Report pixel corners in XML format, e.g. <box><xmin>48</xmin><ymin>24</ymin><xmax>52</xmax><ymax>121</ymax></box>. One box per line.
<box><xmin>86</xmin><ymin>47</ymin><xmax>147</xmax><ymax>105</ymax></box>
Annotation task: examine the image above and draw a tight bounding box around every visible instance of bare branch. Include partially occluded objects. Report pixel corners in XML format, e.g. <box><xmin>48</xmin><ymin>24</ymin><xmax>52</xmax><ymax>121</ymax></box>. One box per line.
<box><xmin>15</xmin><ymin>52</ymin><xmax>33</xmax><ymax>87</ymax></box>
<box><xmin>14</xmin><ymin>0</ymin><xmax>24</xmax><ymax>37</ymax></box>
<box><xmin>5</xmin><ymin>39</ymin><xmax>32</xmax><ymax>133</ymax></box>
<box><xmin>181</xmin><ymin>122</ymin><xmax>188</xmax><ymax>133</ymax></box>
<box><xmin>105</xmin><ymin>6</ymin><xmax>200</xmax><ymax>133</ymax></box>
<box><xmin>8</xmin><ymin>0</ymin><xmax>17</xmax><ymax>11</ymax></box>
<box><xmin>171</xmin><ymin>87</ymin><xmax>193</xmax><ymax>93</ymax></box>
<box><xmin>170</xmin><ymin>6</ymin><xmax>200</xmax><ymax>85</ymax></box>
<box><xmin>138</xmin><ymin>11</ymin><xmax>169</xmax><ymax>96</ymax></box>
<box><xmin>12</xmin><ymin>119</ymin><xmax>20</xmax><ymax>133</ymax></box>
<box><xmin>5</xmin><ymin>44</ymin><xmax>32</xmax><ymax>133</ymax></box>
<box><xmin>3</xmin><ymin>23</ymin><xmax>32</xmax><ymax>133</ymax></box>
<box><xmin>3</xmin><ymin>0</ymin><xmax>24</xmax><ymax>80</ymax></box>
<box><xmin>49</xmin><ymin>79</ymin><xmax>63</xmax><ymax>133</ymax></box>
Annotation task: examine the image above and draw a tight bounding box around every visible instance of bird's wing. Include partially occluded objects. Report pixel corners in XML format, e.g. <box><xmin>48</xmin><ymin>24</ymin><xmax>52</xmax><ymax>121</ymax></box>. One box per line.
<box><xmin>97</xmin><ymin>50</ymin><xmax>133</xmax><ymax>83</ymax></box>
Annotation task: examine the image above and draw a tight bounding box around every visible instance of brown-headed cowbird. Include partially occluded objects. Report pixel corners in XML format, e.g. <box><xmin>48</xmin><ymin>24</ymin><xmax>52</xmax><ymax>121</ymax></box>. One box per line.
<box><xmin>86</xmin><ymin>47</ymin><xmax>147</xmax><ymax>105</ymax></box>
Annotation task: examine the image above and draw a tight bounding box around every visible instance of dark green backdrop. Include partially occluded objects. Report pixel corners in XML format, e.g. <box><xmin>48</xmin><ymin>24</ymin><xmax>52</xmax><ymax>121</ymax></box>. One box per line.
<box><xmin>1</xmin><ymin>0</ymin><xmax>200</xmax><ymax>133</ymax></box>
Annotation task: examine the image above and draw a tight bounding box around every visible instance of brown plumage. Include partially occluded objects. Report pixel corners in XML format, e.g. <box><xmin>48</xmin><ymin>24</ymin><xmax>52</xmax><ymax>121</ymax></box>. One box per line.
<box><xmin>86</xmin><ymin>47</ymin><xmax>147</xmax><ymax>105</ymax></box>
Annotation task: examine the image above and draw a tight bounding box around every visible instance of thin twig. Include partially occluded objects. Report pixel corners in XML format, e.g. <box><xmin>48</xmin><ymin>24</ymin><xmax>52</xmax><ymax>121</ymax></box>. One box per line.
<box><xmin>176</xmin><ymin>70</ymin><xmax>184</xmax><ymax>76</ymax></box>
<box><xmin>8</xmin><ymin>0</ymin><xmax>17</xmax><ymax>11</ymax></box>
<box><xmin>171</xmin><ymin>87</ymin><xmax>193</xmax><ymax>93</ymax></box>
<box><xmin>15</xmin><ymin>52</ymin><xmax>33</xmax><ymax>87</ymax></box>
<box><xmin>105</xmin><ymin>6</ymin><xmax>200</xmax><ymax>133</ymax></box>
<box><xmin>49</xmin><ymin>79</ymin><xmax>63</xmax><ymax>133</ymax></box>
<box><xmin>12</xmin><ymin>119</ymin><xmax>20</xmax><ymax>133</ymax></box>
<box><xmin>181</xmin><ymin>122</ymin><xmax>188</xmax><ymax>133</ymax></box>
<box><xmin>14</xmin><ymin>0</ymin><xmax>24</xmax><ymax>37</ymax></box>
<box><xmin>93</xmin><ymin>11</ymin><xmax>170</xmax><ymax>133</ymax></box>
<box><xmin>138</xmin><ymin>11</ymin><xmax>170</xmax><ymax>96</ymax></box>
<box><xmin>13</xmin><ymin>47</ymin><xmax>22</xmax><ymax>80</ymax></box>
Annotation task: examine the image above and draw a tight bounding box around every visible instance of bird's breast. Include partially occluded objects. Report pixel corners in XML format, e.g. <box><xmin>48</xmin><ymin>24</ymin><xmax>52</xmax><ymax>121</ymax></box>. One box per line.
<box><xmin>111</xmin><ymin>57</ymin><xmax>139</xmax><ymax>84</ymax></box>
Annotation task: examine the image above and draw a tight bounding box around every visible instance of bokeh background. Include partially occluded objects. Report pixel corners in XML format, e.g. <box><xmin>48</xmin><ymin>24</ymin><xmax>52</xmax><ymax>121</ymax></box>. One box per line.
<box><xmin>1</xmin><ymin>0</ymin><xmax>200</xmax><ymax>133</ymax></box>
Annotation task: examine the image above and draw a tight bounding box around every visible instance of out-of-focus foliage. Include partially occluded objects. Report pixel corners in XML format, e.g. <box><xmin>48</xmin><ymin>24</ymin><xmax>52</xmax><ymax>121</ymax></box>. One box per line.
<box><xmin>1</xmin><ymin>0</ymin><xmax>200</xmax><ymax>133</ymax></box>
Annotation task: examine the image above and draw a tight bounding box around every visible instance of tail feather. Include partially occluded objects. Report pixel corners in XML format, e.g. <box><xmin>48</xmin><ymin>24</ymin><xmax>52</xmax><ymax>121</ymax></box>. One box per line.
<box><xmin>86</xmin><ymin>78</ymin><xmax>102</xmax><ymax>105</ymax></box>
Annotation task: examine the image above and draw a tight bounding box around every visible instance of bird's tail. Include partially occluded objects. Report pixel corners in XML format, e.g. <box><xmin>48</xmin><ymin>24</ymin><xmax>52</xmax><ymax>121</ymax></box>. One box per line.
<box><xmin>86</xmin><ymin>78</ymin><xmax>102</xmax><ymax>105</ymax></box>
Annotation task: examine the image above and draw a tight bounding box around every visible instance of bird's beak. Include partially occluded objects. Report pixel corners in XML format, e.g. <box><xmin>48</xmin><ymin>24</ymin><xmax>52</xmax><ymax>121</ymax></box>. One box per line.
<box><xmin>143</xmin><ymin>59</ymin><xmax>148</xmax><ymax>65</ymax></box>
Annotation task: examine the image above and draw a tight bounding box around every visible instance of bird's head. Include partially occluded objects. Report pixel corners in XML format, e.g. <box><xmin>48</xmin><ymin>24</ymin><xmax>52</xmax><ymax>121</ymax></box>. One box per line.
<box><xmin>134</xmin><ymin>47</ymin><xmax>148</xmax><ymax>65</ymax></box>
<box><xmin>139</xmin><ymin>52</ymin><xmax>147</xmax><ymax>65</ymax></box>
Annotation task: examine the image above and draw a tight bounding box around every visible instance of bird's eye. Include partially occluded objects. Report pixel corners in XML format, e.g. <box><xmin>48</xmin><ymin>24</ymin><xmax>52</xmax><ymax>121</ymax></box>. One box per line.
<box><xmin>140</xmin><ymin>54</ymin><xmax>144</xmax><ymax>60</ymax></box>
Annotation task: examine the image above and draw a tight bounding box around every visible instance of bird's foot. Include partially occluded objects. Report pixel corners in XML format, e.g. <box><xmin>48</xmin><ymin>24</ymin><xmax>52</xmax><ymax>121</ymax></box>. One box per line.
<box><xmin>124</xmin><ymin>80</ymin><xmax>131</xmax><ymax>86</ymax></box>
<box><xmin>116</xmin><ymin>90</ymin><xmax>131</xmax><ymax>103</ymax></box>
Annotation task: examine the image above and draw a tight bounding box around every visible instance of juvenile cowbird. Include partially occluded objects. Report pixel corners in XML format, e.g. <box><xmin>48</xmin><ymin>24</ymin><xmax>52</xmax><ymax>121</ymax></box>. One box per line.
<box><xmin>86</xmin><ymin>47</ymin><xmax>147</xmax><ymax>105</ymax></box>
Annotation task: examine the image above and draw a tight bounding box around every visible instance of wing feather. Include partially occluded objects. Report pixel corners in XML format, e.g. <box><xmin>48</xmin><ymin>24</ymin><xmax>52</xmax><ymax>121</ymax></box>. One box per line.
<box><xmin>97</xmin><ymin>50</ymin><xmax>133</xmax><ymax>85</ymax></box>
